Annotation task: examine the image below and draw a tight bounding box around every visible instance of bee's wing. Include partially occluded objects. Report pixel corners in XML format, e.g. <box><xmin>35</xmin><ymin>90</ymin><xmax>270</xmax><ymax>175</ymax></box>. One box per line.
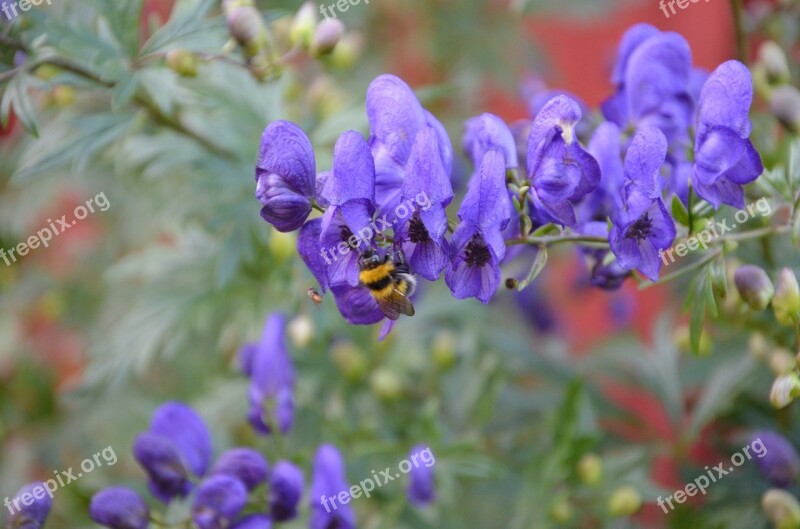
<box><xmin>375</xmin><ymin>287</ymin><xmax>415</xmax><ymax>320</ymax></box>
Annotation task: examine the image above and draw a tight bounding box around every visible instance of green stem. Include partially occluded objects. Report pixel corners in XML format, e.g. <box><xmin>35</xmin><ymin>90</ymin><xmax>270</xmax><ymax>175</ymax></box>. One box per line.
<box><xmin>506</xmin><ymin>234</ymin><xmax>610</xmax><ymax>248</ymax></box>
<box><xmin>639</xmin><ymin>247</ymin><xmax>723</xmax><ymax>289</ymax></box>
<box><xmin>730</xmin><ymin>0</ymin><xmax>746</xmax><ymax>62</ymax></box>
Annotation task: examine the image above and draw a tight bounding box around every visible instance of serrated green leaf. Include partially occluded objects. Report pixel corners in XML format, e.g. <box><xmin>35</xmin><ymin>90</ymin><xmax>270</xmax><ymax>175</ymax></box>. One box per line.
<box><xmin>0</xmin><ymin>74</ymin><xmax>40</xmax><ymax>137</ymax></box>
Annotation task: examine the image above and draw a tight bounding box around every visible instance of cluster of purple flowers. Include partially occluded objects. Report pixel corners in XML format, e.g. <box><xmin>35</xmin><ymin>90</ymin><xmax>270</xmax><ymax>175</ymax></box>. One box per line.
<box><xmin>82</xmin><ymin>313</ymin><xmax>433</xmax><ymax>529</ymax></box>
<box><xmin>256</xmin><ymin>23</ymin><xmax>764</xmax><ymax>329</ymax></box>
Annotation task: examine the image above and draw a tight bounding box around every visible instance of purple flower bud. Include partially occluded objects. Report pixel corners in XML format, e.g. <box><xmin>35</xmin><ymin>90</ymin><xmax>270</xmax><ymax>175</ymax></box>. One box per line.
<box><xmin>269</xmin><ymin>460</ymin><xmax>305</xmax><ymax>521</ymax></box>
<box><xmin>734</xmin><ymin>265</ymin><xmax>774</xmax><ymax>311</ymax></box>
<box><xmin>191</xmin><ymin>476</ymin><xmax>248</xmax><ymax>529</ymax></box>
<box><xmin>243</xmin><ymin>314</ymin><xmax>295</xmax><ymax>435</ymax></box>
<box><xmin>211</xmin><ymin>448</ymin><xmax>269</xmax><ymax>491</ymax></box>
<box><xmin>406</xmin><ymin>445</ymin><xmax>436</xmax><ymax>507</ymax></box>
<box><xmin>256</xmin><ymin>121</ymin><xmax>317</xmax><ymax>233</ymax></box>
<box><xmin>133</xmin><ymin>402</ymin><xmax>212</xmax><ymax>503</ymax></box>
<box><xmin>752</xmin><ymin>431</ymin><xmax>800</xmax><ymax>487</ymax></box>
<box><xmin>311</xmin><ymin>18</ymin><xmax>344</xmax><ymax>57</ymax></box>
<box><xmin>89</xmin><ymin>487</ymin><xmax>149</xmax><ymax>529</ymax></box>
<box><xmin>5</xmin><ymin>482</ymin><xmax>52</xmax><ymax>529</ymax></box>
<box><xmin>310</xmin><ymin>445</ymin><xmax>355</xmax><ymax>529</ymax></box>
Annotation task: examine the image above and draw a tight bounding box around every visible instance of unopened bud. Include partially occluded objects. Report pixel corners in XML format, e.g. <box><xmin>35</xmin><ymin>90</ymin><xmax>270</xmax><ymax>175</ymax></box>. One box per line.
<box><xmin>758</xmin><ymin>41</ymin><xmax>791</xmax><ymax>85</ymax></box>
<box><xmin>51</xmin><ymin>85</ymin><xmax>75</xmax><ymax>107</ymax></box>
<box><xmin>770</xmin><ymin>373</ymin><xmax>800</xmax><ymax>409</ymax></box>
<box><xmin>268</xmin><ymin>230</ymin><xmax>296</xmax><ymax>262</ymax></box>
<box><xmin>762</xmin><ymin>489</ymin><xmax>800</xmax><ymax>529</ymax></box>
<box><xmin>311</xmin><ymin>18</ymin><xmax>344</xmax><ymax>57</ymax></box>
<box><xmin>549</xmin><ymin>498</ymin><xmax>573</xmax><ymax>523</ymax></box>
<box><xmin>577</xmin><ymin>453</ymin><xmax>603</xmax><ymax>485</ymax></box>
<box><xmin>290</xmin><ymin>1</ymin><xmax>318</xmax><ymax>49</ymax></box>
<box><xmin>771</xmin><ymin>86</ymin><xmax>800</xmax><ymax>135</ymax></box>
<box><xmin>287</xmin><ymin>315</ymin><xmax>313</xmax><ymax>348</ymax></box>
<box><xmin>749</xmin><ymin>332</ymin><xmax>770</xmax><ymax>360</ymax></box>
<box><xmin>370</xmin><ymin>368</ymin><xmax>403</xmax><ymax>401</ymax></box>
<box><xmin>165</xmin><ymin>49</ymin><xmax>199</xmax><ymax>77</ymax></box>
<box><xmin>431</xmin><ymin>331</ymin><xmax>458</xmax><ymax>370</ymax></box>
<box><xmin>329</xmin><ymin>33</ymin><xmax>362</xmax><ymax>70</ymax></box>
<box><xmin>227</xmin><ymin>5</ymin><xmax>267</xmax><ymax>53</ymax></box>
<box><xmin>608</xmin><ymin>486</ymin><xmax>642</xmax><ymax>517</ymax></box>
<box><xmin>774</xmin><ymin>268</ymin><xmax>800</xmax><ymax>326</ymax></box>
<box><xmin>331</xmin><ymin>342</ymin><xmax>367</xmax><ymax>383</ymax></box>
<box><xmin>734</xmin><ymin>265</ymin><xmax>774</xmax><ymax>311</ymax></box>
<box><xmin>770</xmin><ymin>347</ymin><xmax>796</xmax><ymax>376</ymax></box>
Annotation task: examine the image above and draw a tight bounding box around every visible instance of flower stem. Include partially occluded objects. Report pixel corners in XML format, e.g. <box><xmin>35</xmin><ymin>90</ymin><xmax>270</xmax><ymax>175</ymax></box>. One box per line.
<box><xmin>639</xmin><ymin>247</ymin><xmax>723</xmax><ymax>289</ymax></box>
<box><xmin>506</xmin><ymin>234</ymin><xmax>610</xmax><ymax>248</ymax></box>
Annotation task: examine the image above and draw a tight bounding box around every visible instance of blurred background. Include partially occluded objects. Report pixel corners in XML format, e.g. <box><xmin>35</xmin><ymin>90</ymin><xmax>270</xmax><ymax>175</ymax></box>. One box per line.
<box><xmin>1</xmin><ymin>0</ymin><xmax>800</xmax><ymax>527</ymax></box>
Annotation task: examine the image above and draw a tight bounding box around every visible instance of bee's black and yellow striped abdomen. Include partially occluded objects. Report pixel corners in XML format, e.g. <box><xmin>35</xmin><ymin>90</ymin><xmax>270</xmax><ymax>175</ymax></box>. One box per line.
<box><xmin>359</xmin><ymin>262</ymin><xmax>394</xmax><ymax>291</ymax></box>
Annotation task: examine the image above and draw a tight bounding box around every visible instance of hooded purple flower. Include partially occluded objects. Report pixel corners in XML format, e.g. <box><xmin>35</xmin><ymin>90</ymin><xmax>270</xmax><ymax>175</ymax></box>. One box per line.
<box><xmin>406</xmin><ymin>445</ymin><xmax>436</xmax><ymax>507</ymax></box>
<box><xmin>211</xmin><ymin>448</ymin><xmax>269</xmax><ymax>491</ymax></box>
<box><xmin>692</xmin><ymin>60</ymin><xmax>763</xmax><ymax>208</ymax></box>
<box><xmin>526</xmin><ymin>95</ymin><xmax>601</xmax><ymax>227</ymax></box>
<box><xmin>319</xmin><ymin>130</ymin><xmax>376</xmax><ymax>288</ymax></box>
<box><xmin>241</xmin><ymin>313</ymin><xmax>294</xmax><ymax>435</ymax></box>
<box><xmin>310</xmin><ymin>444</ymin><xmax>356</xmax><ymax>529</ymax></box>
<box><xmin>394</xmin><ymin>126</ymin><xmax>453</xmax><ymax>281</ymax></box>
<box><xmin>751</xmin><ymin>431</ymin><xmax>800</xmax><ymax>488</ymax></box>
<box><xmin>579</xmin><ymin>121</ymin><xmax>625</xmax><ymax>228</ymax></box>
<box><xmin>133</xmin><ymin>402</ymin><xmax>212</xmax><ymax>502</ymax></box>
<box><xmin>463</xmin><ymin>113</ymin><xmax>518</xmax><ymax>170</ymax></box>
<box><xmin>5</xmin><ymin>482</ymin><xmax>52</xmax><ymax>529</ymax></box>
<box><xmin>366</xmin><ymin>74</ymin><xmax>452</xmax><ymax>218</ymax></box>
<box><xmin>89</xmin><ymin>487</ymin><xmax>149</xmax><ymax>529</ymax></box>
<box><xmin>256</xmin><ymin>121</ymin><xmax>316</xmax><ymax>232</ymax></box>
<box><xmin>231</xmin><ymin>515</ymin><xmax>272</xmax><ymax>529</ymax></box>
<box><xmin>297</xmin><ymin>218</ymin><xmax>329</xmax><ymax>293</ymax></box>
<box><xmin>445</xmin><ymin>149</ymin><xmax>512</xmax><ymax>303</ymax></box>
<box><xmin>191</xmin><ymin>475</ymin><xmax>248</xmax><ymax>529</ymax></box>
<box><xmin>269</xmin><ymin>460</ymin><xmax>305</xmax><ymax>521</ymax></box>
<box><xmin>604</xmin><ymin>29</ymin><xmax>693</xmax><ymax>149</ymax></box>
<box><xmin>609</xmin><ymin>127</ymin><xmax>676</xmax><ymax>281</ymax></box>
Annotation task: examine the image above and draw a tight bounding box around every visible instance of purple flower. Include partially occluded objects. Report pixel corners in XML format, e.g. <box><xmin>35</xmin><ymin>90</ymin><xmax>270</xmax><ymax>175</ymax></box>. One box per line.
<box><xmin>395</xmin><ymin>126</ymin><xmax>453</xmax><ymax>280</ymax></box>
<box><xmin>609</xmin><ymin>127</ymin><xmax>676</xmax><ymax>281</ymax></box>
<box><xmin>605</xmin><ymin>30</ymin><xmax>693</xmax><ymax>148</ymax></box>
<box><xmin>211</xmin><ymin>448</ymin><xmax>269</xmax><ymax>491</ymax></box>
<box><xmin>330</xmin><ymin>282</ymin><xmax>385</xmax><ymax>325</ymax></box>
<box><xmin>231</xmin><ymin>515</ymin><xmax>272</xmax><ymax>529</ymax></box>
<box><xmin>269</xmin><ymin>460</ymin><xmax>305</xmax><ymax>521</ymax></box>
<box><xmin>241</xmin><ymin>313</ymin><xmax>294</xmax><ymax>435</ymax></box>
<box><xmin>406</xmin><ymin>445</ymin><xmax>436</xmax><ymax>507</ymax></box>
<box><xmin>463</xmin><ymin>113</ymin><xmax>518</xmax><ymax>170</ymax></box>
<box><xmin>752</xmin><ymin>431</ymin><xmax>800</xmax><ymax>488</ymax></box>
<box><xmin>366</xmin><ymin>74</ymin><xmax>452</xmax><ymax>218</ymax></box>
<box><xmin>297</xmin><ymin>218</ymin><xmax>329</xmax><ymax>293</ymax></box>
<box><xmin>445</xmin><ymin>149</ymin><xmax>512</xmax><ymax>303</ymax></box>
<box><xmin>191</xmin><ymin>476</ymin><xmax>248</xmax><ymax>529</ymax></box>
<box><xmin>310</xmin><ymin>444</ymin><xmax>355</xmax><ymax>529</ymax></box>
<box><xmin>256</xmin><ymin>121</ymin><xmax>316</xmax><ymax>232</ymax></box>
<box><xmin>5</xmin><ymin>482</ymin><xmax>53</xmax><ymax>529</ymax></box>
<box><xmin>133</xmin><ymin>402</ymin><xmax>212</xmax><ymax>502</ymax></box>
<box><xmin>526</xmin><ymin>95</ymin><xmax>600</xmax><ymax>227</ymax></box>
<box><xmin>692</xmin><ymin>60</ymin><xmax>763</xmax><ymax>208</ymax></box>
<box><xmin>579</xmin><ymin>121</ymin><xmax>625</xmax><ymax>228</ymax></box>
<box><xmin>89</xmin><ymin>487</ymin><xmax>149</xmax><ymax>529</ymax></box>
<box><xmin>319</xmin><ymin>130</ymin><xmax>376</xmax><ymax>288</ymax></box>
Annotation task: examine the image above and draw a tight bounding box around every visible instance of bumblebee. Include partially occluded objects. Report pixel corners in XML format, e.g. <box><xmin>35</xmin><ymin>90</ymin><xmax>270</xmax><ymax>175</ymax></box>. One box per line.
<box><xmin>358</xmin><ymin>249</ymin><xmax>417</xmax><ymax>320</ymax></box>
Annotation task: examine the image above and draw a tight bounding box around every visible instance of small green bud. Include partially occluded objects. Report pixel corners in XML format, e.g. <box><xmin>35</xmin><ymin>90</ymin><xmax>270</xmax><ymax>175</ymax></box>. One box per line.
<box><xmin>771</xmin><ymin>86</ymin><xmax>800</xmax><ymax>135</ymax></box>
<box><xmin>773</xmin><ymin>268</ymin><xmax>800</xmax><ymax>326</ymax></box>
<box><xmin>770</xmin><ymin>347</ymin><xmax>796</xmax><ymax>375</ymax></box>
<box><xmin>577</xmin><ymin>453</ymin><xmax>603</xmax><ymax>485</ymax></box>
<box><xmin>51</xmin><ymin>85</ymin><xmax>76</xmax><ymax>107</ymax></box>
<box><xmin>762</xmin><ymin>489</ymin><xmax>800</xmax><ymax>529</ymax></box>
<box><xmin>268</xmin><ymin>230</ymin><xmax>296</xmax><ymax>262</ymax></box>
<box><xmin>770</xmin><ymin>373</ymin><xmax>800</xmax><ymax>409</ymax></box>
<box><xmin>758</xmin><ymin>41</ymin><xmax>791</xmax><ymax>85</ymax></box>
<box><xmin>310</xmin><ymin>18</ymin><xmax>344</xmax><ymax>57</ymax></box>
<box><xmin>226</xmin><ymin>5</ymin><xmax>267</xmax><ymax>58</ymax></box>
<box><xmin>165</xmin><ymin>49</ymin><xmax>199</xmax><ymax>77</ymax></box>
<box><xmin>287</xmin><ymin>315</ymin><xmax>313</xmax><ymax>348</ymax></box>
<box><xmin>748</xmin><ymin>332</ymin><xmax>770</xmax><ymax>360</ymax></box>
<box><xmin>290</xmin><ymin>1</ymin><xmax>318</xmax><ymax>49</ymax></box>
<box><xmin>734</xmin><ymin>265</ymin><xmax>774</xmax><ymax>311</ymax></box>
<box><xmin>331</xmin><ymin>342</ymin><xmax>367</xmax><ymax>383</ymax></box>
<box><xmin>431</xmin><ymin>331</ymin><xmax>458</xmax><ymax>370</ymax></box>
<box><xmin>549</xmin><ymin>498</ymin><xmax>573</xmax><ymax>523</ymax></box>
<box><xmin>328</xmin><ymin>33</ymin><xmax>362</xmax><ymax>70</ymax></box>
<box><xmin>608</xmin><ymin>486</ymin><xmax>642</xmax><ymax>517</ymax></box>
<box><xmin>370</xmin><ymin>368</ymin><xmax>404</xmax><ymax>401</ymax></box>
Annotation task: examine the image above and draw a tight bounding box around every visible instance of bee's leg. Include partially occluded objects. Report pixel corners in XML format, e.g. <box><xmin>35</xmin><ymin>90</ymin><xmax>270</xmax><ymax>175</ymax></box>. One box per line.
<box><xmin>393</xmin><ymin>248</ymin><xmax>411</xmax><ymax>274</ymax></box>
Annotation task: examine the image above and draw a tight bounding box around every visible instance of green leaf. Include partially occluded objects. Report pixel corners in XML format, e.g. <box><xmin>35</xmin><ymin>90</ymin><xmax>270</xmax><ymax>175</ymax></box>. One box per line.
<box><xmin>139</xmin><ymin>0</ymin><xmax>224</xmax><ymax>55</ymax></box>
<box><xmin>670</xmin><ymin>194</ymin><xmax>690</xmax><ymax>227</ymax></box>
<box><xmin>516</xmin><ymin>245</ymin><xmax>547</xmax><ymax>291</ymax></box>
<box><xmin>1</xmin><ymin>74</ymin><xmax>40</xmax><ymax>137</ymax></box>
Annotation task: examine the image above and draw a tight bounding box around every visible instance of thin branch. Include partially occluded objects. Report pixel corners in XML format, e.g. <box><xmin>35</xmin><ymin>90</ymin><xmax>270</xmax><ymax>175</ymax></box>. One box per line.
<box><xmin>507</xmin><ymin>233</ymin><xmax>610</xmax><ymax>248</ymax></box>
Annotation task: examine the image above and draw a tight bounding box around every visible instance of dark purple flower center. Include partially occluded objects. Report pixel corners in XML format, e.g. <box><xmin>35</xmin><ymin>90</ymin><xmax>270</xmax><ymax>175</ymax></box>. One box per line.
<box><xmin>465</xmin><ymin>234</ymin><xmax>491</xmax><ymax>267</ymax></box>
<box><xmin>408</xmin><ymin>211</ymin><xmax>430</xmax><ymax>243</ymax></box>
<box><xmin>625</xmin><ymin>213</ymin><xmax>653</xmax><ymax>242</ymax></box>
<box><xmin>339</xmin><ymin>225</ymin><xmax>354</xmax><ymax>242</ymax></box>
